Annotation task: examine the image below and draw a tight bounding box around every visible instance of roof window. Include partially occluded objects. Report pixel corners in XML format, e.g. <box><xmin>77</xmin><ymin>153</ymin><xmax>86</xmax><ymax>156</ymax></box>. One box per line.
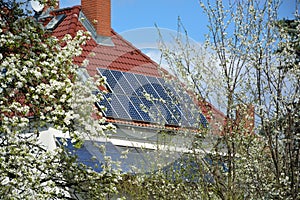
<box><xmin>45</xmin><ymin>14</ymin><xmax>66</xmax><ymax>30</ymax></box>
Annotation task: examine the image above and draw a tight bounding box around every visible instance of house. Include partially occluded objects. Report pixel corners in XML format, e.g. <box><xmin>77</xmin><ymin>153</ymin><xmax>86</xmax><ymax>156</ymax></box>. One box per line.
<box><xmin>36</xmin><ymin>0</ymin><xmax>226</xmax><ymax>174</ymax></box>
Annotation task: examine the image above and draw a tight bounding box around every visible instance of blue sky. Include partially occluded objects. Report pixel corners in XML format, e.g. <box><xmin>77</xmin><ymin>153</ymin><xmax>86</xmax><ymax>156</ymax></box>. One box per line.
<box><xmin>60</xmin><ymin>0</ymin><xmax>295</xmax><ymax>42</ymax></box>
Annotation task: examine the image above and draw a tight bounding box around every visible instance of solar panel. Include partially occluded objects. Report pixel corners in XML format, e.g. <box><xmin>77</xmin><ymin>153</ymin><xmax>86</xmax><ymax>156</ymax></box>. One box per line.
<box><xmin>109</xmin><ymin>94</ymin><xmax>131</xmax><ymax>120</ymax></box>
<box><xmin>157</xmin><ymin>102</ymin><xmax>178</xmax><ymax>125</ymax></box>
<box><xmin>146</xmin><ymin>76</ymin><xmax>172</xmax><ymax>101</ymax></box>
<box><xmin>96</xmin><ymin>68</ymin><xmax>208</xmax><ymax>128</ymax></box>
<box><xmin>139</xmin><ymin>97</ymin><xmax>161</xmax><ymax>122</ymax></box>
<box><xmin>178</xmin><ymin>92</ymin><xmax>209</xmax><ymax>128</ymax></box>
<box><xmin>116</xmin><ymin>146</ymin><xmax>150</xmax><ymax>172</ymax></box>
<box><xmin>132</xmin><ymin>73</ymin><xmax>148</xmax><ymax>97</ymax></box>
<box><xmin>128</xmin><ymin>100</ymin><xmax>144</xmax><ymax>121</ymax></box>
<box><xmin>122</xmin><ymin>72</ymin><xmax>140</xmax><ymax>96</ymax></box>
<box><xmin>134</xmin><ymin>74</ymin><xmax>160</xmax><ymax>99</ymax></box>
<box><xmin>110</xmin><ymin>70</ymin><xmax>123</xmax><ymax>81</ymax></box>
<box><xmin>116</xmin><ymin>74</ymin><xmax>136</xmax><ymax>95</ymax></box>
<box><xmin>97</xmin><ymin>69</ymin><xmax>116</xmax><ymax>92</ymax></box>
<box><xmin>200</xmin><ymin>113</ymin><xmax>208</xmax><ymax>127</ymax></box>
<box><xmin>98</xmin><ymin>93</ymin><xmax>113</xmax><ymax>117</ymax></box>
<box><xmin>130</xmin><ymin>96</ymin><xmax>152</xmax><ymax>122</ymax></box>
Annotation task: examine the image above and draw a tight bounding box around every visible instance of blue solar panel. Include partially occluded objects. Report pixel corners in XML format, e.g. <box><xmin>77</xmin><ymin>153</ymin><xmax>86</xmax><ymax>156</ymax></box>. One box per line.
<box><xmin>200</xmin><ymin>113</ymin><xmax>208</xmax><ymax>127</ymax></box>
<box><xmin>152</xmin><ymin>83</ymin><xmax>172</xmax><ymax>101</ymax></box>
<box><xmin>104</xmin><ymin>141</ymin><xmax>122</xmax><ymax>161</ymax></box>
<box><xmin>111</xmin><ymin>82</ymin><xmax>125</xmax><ymax>94</ymax></box>
<box><xmin>109</xmin><ymin>94</ymin><xmax>131</xmax><ymax>120</ymax></box>
<box><xmin>116</xmin><ymin>146</ymin><xmax>150</xmax><ymax>172</ymax></box>
<box><xmin>157</xmin><ymin>102</ymin><xmax>178</xmax><ymax>125</ymax></box>
<box><xmin>59</xmin><ymin>138</ymin><xmax>181</xmax><ymax>173</ymax></box>
<box><xmin>98</xmin><ymin>69</ymin><xmax>124</xmax><ymax>94</ymax></box>
<box><xmin>139</xmin><ymin>97</ymin><xmax>154</xmax><ymax>111</ymax></box>
<box><xmin>143</xmin><ymin>83</ymin><xmax>160</xmax><ymax>99</ymax></box>
<box><xmin>145</xmin><ymin>75</ymin><xmax>159</xmax><ymax>85</ymax></box>
<box><xmin>98</xmin><ymin>93</ymin><xmax>113</xmax><ymax>117</ymax></box>
<box><xmin>130</xmin><ymin>96</ymin><xmax>152</xmax><ymax>122</ymax></box>
<box><xmin>122</xmin><ymin>72</ymin><xmax>140</xmax><ymax>96</ymax></box>
<box><xmin>115</xmin><ymin>94</ymin><xmax>131</xmax><ymax>112</ymax></box>
<box><xmin>180</xmin><ymin>104</ymin><xmax>196</xmax><ymax>127</ymax></box>
<box><xmin>116</xmin><ymin>74</ymin><xmax>136</xmax><ymax>95</ymax></box>
<box><xmin>97</xmin><ymin>69</ymin><xmax>117</xmax><ymax>92</ymax></box>
<box><xmin>133</xmin><ymin>73</ymin><xmax>148</xmax><ymax>96</ymax></box>
<box><xmin>110</xmin><ymin>70</ymin><xmax>123</xmax><ymax>81</ymax></box>
<box><xmin>157</xmin><ymin>78</ymin><xmax>180</xmax><ymax>101</ymax></box>
<box><xmin>140</xmin><ymin>97</ymin><xmax>168</xmax><ymax>123</ymax></box>
<box><xmin>59</xmin><ymin>138</ymin><xmax>228</xmax><ymax>181</ymax></box>
<box><xmin>128</xmin><ymin>100</ymin><xmax>144</xmax><ymax>121</ymax></box>
<box><xmin>179</xmin><ymin>93</ymin><xmax>203</xmax><ymax>127</ymax></box>
<box><xmin>146</xmin><ymin>76</ymin><xmax>170</xmax><ymax>101</ymax></box>
<box><xmin>97</xmin><ymin>68</ymin><xmax>208</xmax><ymax>128</ymax></box>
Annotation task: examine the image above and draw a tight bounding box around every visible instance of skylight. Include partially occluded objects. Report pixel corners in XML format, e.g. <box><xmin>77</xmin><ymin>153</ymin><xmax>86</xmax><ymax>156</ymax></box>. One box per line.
<box><xmin>45</xmin><ymin>14</ymin><xmax>66</xmax><ymax>30</ymax></box>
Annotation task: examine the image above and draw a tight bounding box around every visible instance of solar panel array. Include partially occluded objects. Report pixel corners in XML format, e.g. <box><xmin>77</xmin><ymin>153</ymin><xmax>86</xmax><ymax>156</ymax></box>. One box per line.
<box><xmin>97</xmin><ymin>68</ymin><xmax>207</xmax><ymax>128</ymax></box>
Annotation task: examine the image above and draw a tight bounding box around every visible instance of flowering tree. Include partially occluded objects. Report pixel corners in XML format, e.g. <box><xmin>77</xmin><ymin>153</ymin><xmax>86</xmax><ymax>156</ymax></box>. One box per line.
<box><xmin>1</xmin><ymin>0</ymin><xmax>298</xmax><ymax>199</ymax></box>
<box><xmin>155</xmin><ymin>0</ymin><xmax>300</xmax><ymax>199</ymax></box>
<box><xmin>0</xmin><ymin>1</ymin><xmax>120</xmax><ymax>198</ymax></box>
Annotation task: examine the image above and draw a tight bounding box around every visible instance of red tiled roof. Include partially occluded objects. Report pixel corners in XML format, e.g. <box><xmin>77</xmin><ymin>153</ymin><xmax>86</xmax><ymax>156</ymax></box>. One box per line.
<box><xmin>48</xmin><ymin>6</ymin><xmax>161</xmax><ymax>77</ymax></box>
<box><xmin>46</xmin><ymin>5</ymin><xmax>225</xmax><ymax>132</ymax></box>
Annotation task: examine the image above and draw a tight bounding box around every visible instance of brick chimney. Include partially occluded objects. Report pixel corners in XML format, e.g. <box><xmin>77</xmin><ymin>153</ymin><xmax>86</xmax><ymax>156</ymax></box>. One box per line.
<box><xmin>81</xmin><ymin>0</ymin><xmax>111</xmax><ymax>37</ymax></box>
